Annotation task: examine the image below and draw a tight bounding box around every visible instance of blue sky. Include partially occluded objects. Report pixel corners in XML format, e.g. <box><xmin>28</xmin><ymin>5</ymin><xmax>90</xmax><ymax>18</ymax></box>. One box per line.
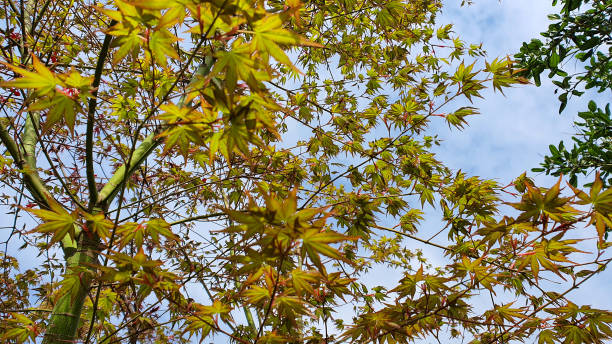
<box><xmin>438</xmin><ymin>0</ymin><xmax>574</xmax><ymax>181</ymax></box>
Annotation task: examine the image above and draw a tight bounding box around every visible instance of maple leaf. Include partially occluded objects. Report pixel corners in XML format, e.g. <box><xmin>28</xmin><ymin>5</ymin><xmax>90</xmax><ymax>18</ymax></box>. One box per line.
<box><xmin>1</xmin><ymin>55</ymin><xmax>61</xmax><ymax>95</ymax></box>
<box><xmin>301</xmin><ymin>228</ymin><xmax>352</xmax><ymax>270</ymax></box>
<box><xmin>148</xmin><ymin>29</ymin><xmax>180</xmax><ymax>67</ymax></box>
<box><xmin>290</xmin><ymin>268</ymin><xmax>320</xmax><ymax>296</ymax></box>
<box><xmin>26</xmin><ymin>199</ymin><xmax>78</xmax><ymax>245</ymax></box>
<box><xmin>569</xmin><ymin>172</ymin><xmax>612</xmax><ymax>242</ymax></box>
<box><xmin>81</xmin><ymin>212</ymin><xmax>113</xmax><ymax>242</ymax></box>
<box><xmin>212</xmin><ymin>39</ymin><xmax>256</xmax><ymax>92</ymax></box>
<box><xmin>0</xmin><ymin>313</ymin><xmax>37</xmax><ymax>344</ymax></box>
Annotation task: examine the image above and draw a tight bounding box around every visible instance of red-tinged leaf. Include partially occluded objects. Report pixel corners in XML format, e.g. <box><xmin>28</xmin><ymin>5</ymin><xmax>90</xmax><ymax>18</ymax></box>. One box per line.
<box><xmin>115</xmin><ymin>222</ymin><xmax>143</xmax><ymax>248</ymax></box>
<box><xmin>243</xmin><ymin>266</ymin><xmax>265</xmax><ymax>287</ymax></box>
<box><xmin>58</xmin><ymin>269</ymin><xmax>90</xmax><ymax>301</ymax></box>
<box><xmin>0</xmin><ymin>313</ymin><xmax>37</xmax><ymax>343</ymax></box>
<box><xmin>81</xmin><ymin>212</ymin><xmax>113</xmax><ymax>241</ymax></box>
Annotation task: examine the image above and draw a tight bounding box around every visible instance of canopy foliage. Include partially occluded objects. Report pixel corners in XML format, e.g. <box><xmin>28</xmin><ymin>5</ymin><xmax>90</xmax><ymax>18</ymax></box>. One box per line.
<box><xmin>0</xmin><ymin>0</ymin><xmax>611</xmax><ymax>343</ymax></box>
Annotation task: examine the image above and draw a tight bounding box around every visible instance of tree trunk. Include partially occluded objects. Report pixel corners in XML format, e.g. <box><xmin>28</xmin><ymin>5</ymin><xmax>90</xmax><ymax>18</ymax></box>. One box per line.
<box><xmin>42</xmin><ymin>240</ymin><xmax>98</xmax><ymax>344</ymax></box>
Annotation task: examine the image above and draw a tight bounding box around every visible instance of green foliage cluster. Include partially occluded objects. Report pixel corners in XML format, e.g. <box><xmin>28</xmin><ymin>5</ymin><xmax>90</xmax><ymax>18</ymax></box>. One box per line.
<box><xmin>515</xmin><ymin>0</ymin><xmax>611</xmax><ymax>187</ymax></box>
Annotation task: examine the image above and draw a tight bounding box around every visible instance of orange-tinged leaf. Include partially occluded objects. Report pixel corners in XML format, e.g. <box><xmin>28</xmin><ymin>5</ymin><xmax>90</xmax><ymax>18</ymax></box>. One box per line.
<box><xmin>243</xmin><ymin>266</ymin><xmax>265</xmax><ymax>287</ymax></box>
<box><xmin>568</xmin><ymin>182</ymin><xmax>590</xmax><ymax>203</ymax></box>
<box><xmin>543</xmin><ymin>176</ymin><xmax>562</xmax><ymax>204</ymax></box>
<box><xmin>530</xmin><ymin>256</ymin><xmax>540</xmax><ymax>282</ymax></box>
<box><xmin>590</xmin><ymin>171</ymin><xmax>603</xmax><ymax>199</ymax></box>
<box><xmin>592</xmin><ymin>212</ymin><xmax>611</xmax><ymax>243</ymax></box>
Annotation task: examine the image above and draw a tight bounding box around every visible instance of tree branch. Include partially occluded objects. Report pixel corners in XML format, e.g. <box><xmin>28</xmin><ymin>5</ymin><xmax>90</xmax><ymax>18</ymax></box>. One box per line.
<box><xmin>96</xmin><ymin>132</ymin><xmax>160</xmax><ymax>206</ymax></box>
<box><xmin>86</xmin><ymin>20</ymin><xmax>117</xmax><ymax>210</ymax></box>
<box><xmin>0</xmin><ymin>113</ymin><xmax>50</xmax><ymax>207</ymax></box>
<box><xmin>95</xmin><ymin>55</ymin><xmax>216</xmax><ymax>208</ymax></box>
<box><xmin>0</xmin><ymin>118</ymin><xmax>22</xmax><ymax>165</ymax></box>
<box><xmin>169</xmin><ymin>212</ymin><xmax>226</xmax><ymax>227</ymax></box>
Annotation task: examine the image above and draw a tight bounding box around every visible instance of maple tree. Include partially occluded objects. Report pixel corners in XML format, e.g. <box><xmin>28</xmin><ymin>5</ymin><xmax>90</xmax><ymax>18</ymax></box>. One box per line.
<box><xmin>0</xmin><ymin>0</ymin><xmax>611</xmax><ymax>344</ymax></box>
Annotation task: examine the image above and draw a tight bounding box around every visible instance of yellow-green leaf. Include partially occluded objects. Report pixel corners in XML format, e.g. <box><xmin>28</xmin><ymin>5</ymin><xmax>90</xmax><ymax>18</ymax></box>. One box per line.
<box><xmin>1</xmin><ymin>56</ymin><xmax>61</xmax><ymax>95</ymax></box>
<box><xmin>27</xmin><ymin>200</ymin><xmax>77</xmax><ymax>245</ymax></box>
